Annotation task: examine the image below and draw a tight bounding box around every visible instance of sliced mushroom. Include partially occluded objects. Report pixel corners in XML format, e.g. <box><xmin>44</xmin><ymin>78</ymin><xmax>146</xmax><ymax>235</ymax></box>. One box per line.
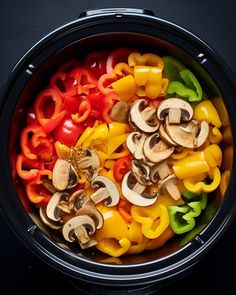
<box><xmin>121</xmin><ymin>172</ymin><xmax>158</xmax><ymax>206</ymax></box>
<box><xmin>52</xmin><ymin>159</ymin><xmax>78</xmax><ymax>191</ymax></box>
<box><xmin>129</xmin><ymin>99</ymin><xmax>159</xmax><ymax>133</ymax></box>
<box><xmin>46</xmin><ymin>192</ymin><xmax>69</xmax><ymax>222</ymax></box>
<box><xmin>110</xmin><ymin>100</ymin><xmax>129</xmax><ymax>123</ymax></box>
<box><xmin>131</xmin><ymin>160</ymin><xmax>152</xmax><ymax>186</ymax></box>
<box><xmin>80</xmin><ymin>237</ymin><xmax>98</xmax><ymax>249</ymax></box>
<box><xmin>90</xmin><ymin>176</ymin><xmax>120</xmax><ymax>207</ymax></box>
<box><xmin>165</xmin><ymin>117</ymin><xmax>209</xmax><ymax>148</ymax></box>
<box><xmin>143</xmin><ymin>133</ymin><xmax>174</xmax><ymax>163</ymax></box>
<box><xmin>73</xmin><ymin>148</ymin><xmax>100</xmax><ymax>181</ymax></box>
<box><xmin>126</xmin><ymin>131</ymin><xmax>147</xmax><ymax>160</ymax></box>
<box><xmin>62</xmin><ymin>215</ymin><xmax>96</xmax><ymax>243</ymax></box>
<box><xmin>57</xmin><ymin>201</ymin><xmax>71</xmax><ymax>214</ymax></box>
<box><xmin>39</xmin><ymin>206</ymin><xmax>62</xmax><ymax>230</ymax></box>
<box><xmin>77</xmin><ymin>206</ymin><xmax>103</xmax><ymax>229</ymax></box>
<box><xmin>150</xmin><ymin>160</ymin><xmax>171</xmax><ymax>183</ymax></box>
<box><xmin>157</xmin><ymin>98</ymin><xmax>193</xmax><ymax>124</ymax></box>
<box><xmin>42</xmin><ymin>178</ymin><xmax>57</xmax><ymax>194</ymax></box>
<box><xmin>159</xmin><ymin>124</ymin><xmax>177</xmax><ymax>146</ymax></box>
<box><xmin>158</xmin><ymin>174</ymin><xmax>181</xmax><ymax>200</ymax></box>
<box><xmin>68</xmin><ymin>190</ymin><xmax>93</xmax><ymax>211</ymax></box>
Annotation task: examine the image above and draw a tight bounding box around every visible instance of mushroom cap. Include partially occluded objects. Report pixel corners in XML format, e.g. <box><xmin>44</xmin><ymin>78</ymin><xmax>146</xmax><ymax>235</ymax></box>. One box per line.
<box><xmin>157</xmin><ymin>98</ymin><xmax>193</xmax><ymax>122</ymax></box>
<box><xmin>62</xmin><ymin>215</ymin><xmax>96</xmax><ymax>242</ymax></box>
<box><xmin>77</xmin><ymin>206</ymin><xmax>104</xmax><ymax>229</ymax></box>
<box><xmin>39</xmin><ymin>207</ymin><xmax>62</xmax><ymax>230</ymax></box>
<box><xmin>52</xmin><ymin>159</ymin><xmax>78</xmax><ymax>191</ymax></box>
<box><xmin>164</xmin><ymin>117</ymin><xmax>209</xmax><ymax>148</ymax></box>
<box><xmin>68</xmin><ymin>190</ymin><xmax>93</xmax><ymax>211</ymax></box>
<box><xmin>121</xmin><ymin>172</ymin><xmax>158</xmax><ymax>206</ymax></box>
<box><xmin>129</xmin><ymin>99</ymin><xmax>159</xmax><ymax>133</ymax></box>
<box><xmin>150</xmin><ymin>160</ymin><xmax>171</xmax><ymax>183</ymax></box>
<box><xmin>46</xmin><ymin>192</ymin><xmax>69</xmax><ymax>222</ymax></box>
<box><xmin>91</xmin><ymin>176</ymin><xmax>120</xmax><ymax>207</ymax></box>
<box><xmin>126</xmin><ymin>132</ymin><xmax>146</xmax><ymax>160</ymax></box>
<box><xmin>159</xmin><ymin>124</ymin><xmax>177</xmax><ymax>146</ymax></box>
<box><xmin>143</xmin><ymin>133</ymin><xmax>174</xmax><ymax>163</ymax></box>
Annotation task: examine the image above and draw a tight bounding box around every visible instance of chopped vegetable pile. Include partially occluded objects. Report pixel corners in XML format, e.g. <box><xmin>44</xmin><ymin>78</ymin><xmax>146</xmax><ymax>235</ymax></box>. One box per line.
<box><xmin>16</xmin><ymin>48</ymin><xmax>231</xmax><ymax>257</ymax></box>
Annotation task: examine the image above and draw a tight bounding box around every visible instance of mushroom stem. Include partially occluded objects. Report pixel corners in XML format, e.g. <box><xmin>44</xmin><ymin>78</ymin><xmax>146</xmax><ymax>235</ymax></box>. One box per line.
<box><xmin>158</xmin><ymin>174</ymin><xmax>181</xmax><ymax>200</ymax></box>
<box><xmin>90</xmin><ymin>187</ymin><xmax>110</xmax><ymax>204</ymax></box>
<box><xmin>168</xmin><ymin>108</ymin><xmax>182</xmax><ymax>124</ymax></box>
<box><xmin>74</xmin><ymin>226</ymin><xmax>90</xmax><ymax>244</ymax></box>
<box><xmin>150</xmin><ymin>160</ymin><xmax>171</xmax><ymax>183</ymax></box>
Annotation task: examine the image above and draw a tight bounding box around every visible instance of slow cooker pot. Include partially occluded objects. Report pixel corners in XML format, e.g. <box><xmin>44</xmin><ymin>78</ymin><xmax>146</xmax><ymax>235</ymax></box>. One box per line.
<box><xmin>0</xmin><ymin>8</ymin><xmax>236</xmax><ymax>294</ymax></box>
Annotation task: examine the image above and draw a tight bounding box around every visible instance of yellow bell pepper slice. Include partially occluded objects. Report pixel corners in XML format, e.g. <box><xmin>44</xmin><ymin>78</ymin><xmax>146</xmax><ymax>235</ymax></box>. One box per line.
<box><xmin>111</xmin><ymin>75</ymin><xmax>136</xmax><ymax>100</ymax></box>
<box><xmin>104</xmin><ymin>160</ymin><xmax>115</xmax><ymax>170</ymax></box>
<box><xmin>106</xmin><ymin>149</ymin><xmax>130</xmax><ymax>159</ymax></box>
<box><xmin>128</xmin><ymin>52</ymin><xmax>164</xmax><ymax>69</ymax></box>
<box><xmin>113</xmin><ymin>62</ymin><xmax>133</xmax><ymax>76</ymax></box>
<box><xmin>193</xmin><ymin>100</ymin><xmax>222</xmax><ymax>128</ymax></box>
<box><xmin>75</xmin><ymin>127</ymin><xmax>94</xmax><ymax>147</ymax></box>
<box><xmin>220</xmin><ymin>170</ymin><xmax>230</xmax><ymax>197</ymax></box>
<box><xmin>126</xmin><ymin>220</ymin><xmax>147</xmax><ymax>255</ymax></box>
<box><xmin>107</xmin><ymin>134</ymin><xmax>129</xmax><ymax>155</ymax></box>
<box><xmin>131</xmin><ymin>203</ymin><xmax>169</xmax><ymax>239</ymax></box>
<box><xmin>96</xmin><ymin>238</ymin><xmax>131</xmax><ymax>257</ymax></box>
<box><xmin>204</xmin><ymin>144</ymin><xmax>222</xmax><ymax>168</ymax></box>
<box><xmin>173</xmin><ymin>151</ymin><xmax>210</xmax><ymax>179</ymax></box>
<box><xmin>108</xmin><ymin>122</ymin><xmax>128</xmax><ymax>137</ymax></box>
<box><xmin>55</xmin><ymin>141</ymin><xmax>70</xmax><ymax>159</ymax></box>
<box><xmin>209</xmin><ymin>126</ymin><xmax>222</xmax><ymax>144</ymax></box>
<box><xmin>183</xmin><ymin>167</ymin><xmax>221</xmax><ymax>193</ymax></box>
<box><xmin>82</xmin><ymin>123</ymin><xmax>109</xmax><ymax>147</ymax></box>
<box><xmin>171</xmin><ymin>148</ymin><xmax>191</xmax><ymax>160</ymax></box>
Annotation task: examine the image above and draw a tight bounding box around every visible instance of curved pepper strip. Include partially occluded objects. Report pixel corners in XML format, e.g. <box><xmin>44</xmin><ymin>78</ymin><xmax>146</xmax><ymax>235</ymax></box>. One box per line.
<box><xmin>167</xmin><ymin>69</ymin><xmax>202</xmax><ymax>102</ymax></box>
<box><xmin>131</xmin><ymin>203</ymin><xmax>169</xmax><ymax>239</ymax></box>
<box><xmin>98</xmin><ymin>72</ymin><xmax>118</xmax><ymax>95</ymax></box>
<box><xmin>183</xmin><ymin>167</ymin><xmax>221</xmax><ymax>193</ymax></box>
<box><xmin>113</xmin><ymin>62</ymin><xmax>133</xmax><ymax>76</ymax></box>
<box><xmin>25</xmin><ymin>169</ymin><xmax>52</xmax><ymax>204</ymax></box>
<box><xmin>163</xmin><ymin>56</ymin><xmax>186</xmax><ymax>81</ymax></box>
<box><xmin>34</xmin><ymin>88</ymin><xmax>66</xmax><ymax>134</ymax></box>
<box><xmin>128</xmin><ymin>52</ymin><xmax>164</xmax><ymax>69</ymax></box>
<box><xmin>55</xmin><ymin>141</ymin><xmax>71</xmax><ymax>159</ymax></box>
<box><xmin>111</xmin><ymin>75</ymin><xmax>136</xmax><ymax>100</ymax></box>
<box><xmin>193</xmin><ymin>100</ymin><xmax>222</xmax><ymax>128</ymax></box>
<box><xmin>168</xmin><ymin>192</ymin><xmax>207</xmax><ymax>234</ymax></box>
<box><xmin>16</xmin><ymin>154</ymin><xmax>43</xmax><ymax>180</ymax></box>
<box><xmin>21</xmin><ymin>125</ymin><xmax>43</xmax><ymax>160</ymax></box>
<box><xmin>71</xmin><ymin>100</ymin><xmax>92</xmax><ymax>123</ymax></box>
<box><xmin>126</xmin><ymin>220</ymin><xmax>147</xmax><ymax>255</ymax></box>
<box><xmin>96</xmin><ymin>209</ymin><xmax>131</xmax><ymax>257</ymax></box>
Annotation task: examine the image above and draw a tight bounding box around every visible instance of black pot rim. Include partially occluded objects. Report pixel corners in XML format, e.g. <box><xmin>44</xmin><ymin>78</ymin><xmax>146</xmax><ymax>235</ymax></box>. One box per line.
<box><xmin>1</xmin><ymin>9</ymin><xmax>236</xmax><ymax>287</ymax></box>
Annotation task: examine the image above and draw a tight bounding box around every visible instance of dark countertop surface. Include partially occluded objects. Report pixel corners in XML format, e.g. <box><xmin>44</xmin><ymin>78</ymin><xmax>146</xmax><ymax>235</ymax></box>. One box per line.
<box><xmin>1</xmin><ymin>1</ymin><xmax>236</xmax><ymax>294</ymax></box>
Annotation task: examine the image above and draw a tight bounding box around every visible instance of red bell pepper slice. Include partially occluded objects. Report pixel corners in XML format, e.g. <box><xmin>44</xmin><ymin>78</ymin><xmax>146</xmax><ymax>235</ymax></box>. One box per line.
<box><xmin>97</xmin><ymin>72</ymin><xmax>118</xmax><ymax>95</ymax></box>
<box><xmin>106</xmin><ymin>47</ymin><xmax>134</xmax><ymax>73</ymax></box>
<box><xmin>83</xmin><ymin>50</ymin><xmax>108</xmax><ymax>79</ymax></box>
<box><xmin>25</xmin><ymin>169</ymin><xmax>53</xmax><ymax>204</ymax></box>
<box><xmin>68</xmin><ymin>67</ymin><xmax>97</xmax><ymax>95</ymax></box>
<box><xmin>71</xmin><ymin>99</ymin><xmax>92</xmax><ymax>123</ymax></box>
<box><xmin>113</xmin><ymin>156</ymin><xmax>132</xmax><ymax>182</ymax></box>
<box><xmin>149</xmin><ymin>97</ymin><xmax>164</xmax><ymax>109</ymax></box>
<box><xmin>34</xmin><ymin>88</ymin><xmax>66</xmax><ymax>134</ymax></box>
<box><xmin>21</xmin><ymin>125</ymin><xmax>43</xmax><ymax>160</ymax></box>
<box><xmin>54</xmin><ymin>117</ymin><xmax>86</xmax><ymax>147</ymax></box>
<box><xmin>16</xmin><ymin>154</ymin><xmax>44</xmax><ymax>180</ymax></box>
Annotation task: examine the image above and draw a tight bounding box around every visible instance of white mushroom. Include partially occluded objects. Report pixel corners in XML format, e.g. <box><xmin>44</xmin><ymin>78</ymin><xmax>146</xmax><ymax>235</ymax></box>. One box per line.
<box><xmin>159</xmin><ymin>124</ymin><xmax>177</xmax><ymax>146</ymax></box>
<box><xmin>126</xmin><ymin>131</ymin><xmax>147</xmax><ymax>160</ymax></box>
<box><xmin>131</xmin><ymin>160</ymin><xmax>152</xmax><ymax>186</ymax></box>
<box><xmin>68</xmin><ymin>190</ymin><xmax>93</xmax><ymax>211</ymax></box>
<box><xmin>76</xmin><ymin>206</ymin><xmax>104</xmax><ymax>230</ymax></box>
<box><xmin>121</xmin><ymin>172</ymin><xmax>158</xmax><ymax>206</ymax></box>
<box><xmin>46</xmin><ymin>192</ymin><xmax>69</xmax><ymax>222</ymax></box>
<box><xmin>164</xmin><ymin>117</ymin><xmax>209</xmax><ymax>148</ymax></box>
<box><xmin>62</xmin><ymin>215</ymin><xmax>96</xmax><ymax>243</ymax></box>
<box><xmin>110</xmin><ymin>100</ymin><xmax>129</xmax><ymax>123</ymax></box>
<box><xmin>143</xmin><ymin>133</ymin><xmax>174</xmax><ymax>163</ymax></box>
<box><xmin>129</xmin><ymin>99</ymin><xmax>159</xmax><ymax>133</ymax></box>
<box><xmin>52</xmin><ymin>159</ymin><xmax>78</xmax><ymax>191</ymax></box>
<box><xmin>90</xmin><ymin>176</ymin><xmax>120</xmax><ymax>207</ymax></box>
<box><xmin>39</xmin><ymin>207</ymin><xmax>62</xmax><ymax>230</ymax></box>
<box><xmin>150</xmin><ymin>160</ymin><xmax>172</xmax><ymax>183</ymax></box>
<box><xmin>158</xmin><ymin>174</ymin><xmax>181</xmax><ymax>200</ymax></box>
<box><xmin>157</xmin><ymin>98</ymin><xmax>193</xmax><ymax>124</ymax></box>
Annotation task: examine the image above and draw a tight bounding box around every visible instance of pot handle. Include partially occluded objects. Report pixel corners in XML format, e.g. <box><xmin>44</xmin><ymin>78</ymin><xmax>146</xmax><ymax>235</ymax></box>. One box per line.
<box><xmin>79</xmin><ymin>8</ymin><xmax>155</xmax><ymax>18</ymax></box>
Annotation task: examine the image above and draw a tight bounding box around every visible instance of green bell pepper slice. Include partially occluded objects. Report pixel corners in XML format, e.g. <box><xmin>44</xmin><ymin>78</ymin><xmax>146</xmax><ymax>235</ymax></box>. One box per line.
<box><xmin>163</xmin><ymin>56</ymin><xmax>186</xmax><ymax>82</ymax></box>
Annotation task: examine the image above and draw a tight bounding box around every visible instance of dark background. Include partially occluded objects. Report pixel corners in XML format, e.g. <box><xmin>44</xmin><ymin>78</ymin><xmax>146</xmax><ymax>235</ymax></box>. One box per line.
<box><xmin>1</xmin><ymin>0</ymin><xmax>236</xmax><ymax>294</ymax></box>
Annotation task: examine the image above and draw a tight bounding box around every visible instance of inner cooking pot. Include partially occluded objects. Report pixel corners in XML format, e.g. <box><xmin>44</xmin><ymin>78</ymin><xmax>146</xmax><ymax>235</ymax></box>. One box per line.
<box><xmin>0</xmin><ymin>8</ymin><xmax>236</xmax><ymax>290</ymax></box>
